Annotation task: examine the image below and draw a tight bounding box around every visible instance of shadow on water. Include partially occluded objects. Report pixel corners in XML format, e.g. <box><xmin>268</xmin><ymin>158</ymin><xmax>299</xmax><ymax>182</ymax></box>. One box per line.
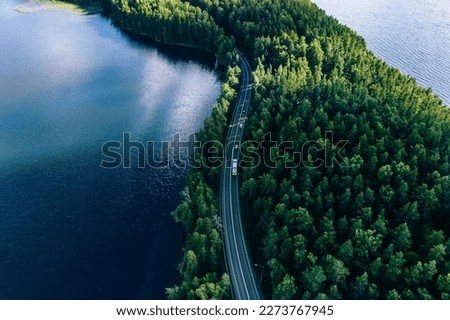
<box><xmin>91</xmin><ymin>13</ymin><xmax>217</xmax><ymax>70</ymax></box>
<box><xmin>122</xmin><ymin>30</ymin><xmax>218</xmax><ymax>69</ymax></box>
<box><xmin>0</xmin><ymin>1</ymin><xmax>221</xmax><ymax>300</ymax></box>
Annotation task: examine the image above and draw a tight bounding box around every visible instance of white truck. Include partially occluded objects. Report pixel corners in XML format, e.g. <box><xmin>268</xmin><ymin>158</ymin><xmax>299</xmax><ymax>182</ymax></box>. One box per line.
<box><xmin>232</xmin><ymin>159</ymin><xmax>238</xmax><ymax>176</ymax></box>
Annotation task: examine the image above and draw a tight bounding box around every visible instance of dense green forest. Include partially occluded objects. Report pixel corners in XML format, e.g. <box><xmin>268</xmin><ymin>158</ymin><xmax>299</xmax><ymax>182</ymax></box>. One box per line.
<box><xmin>66</xmin><ymin>0</ymin><xmax>450</xmax><ymax>299</ymax></box>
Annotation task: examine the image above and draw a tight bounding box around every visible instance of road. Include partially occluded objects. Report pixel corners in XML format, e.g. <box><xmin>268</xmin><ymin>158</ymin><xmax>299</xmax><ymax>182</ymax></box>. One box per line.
<box><xmin>220</xmin><ymin>50</ymin><xmax>263</xmax><ymax>300</ymax></box>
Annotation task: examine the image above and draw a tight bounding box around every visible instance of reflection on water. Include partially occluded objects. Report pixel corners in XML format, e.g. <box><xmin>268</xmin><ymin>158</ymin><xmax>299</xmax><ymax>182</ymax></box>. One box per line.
<box><xmin>0</xmin><ymin>0</ymin><xmax>220</xmax><ymax>299</ymax></box>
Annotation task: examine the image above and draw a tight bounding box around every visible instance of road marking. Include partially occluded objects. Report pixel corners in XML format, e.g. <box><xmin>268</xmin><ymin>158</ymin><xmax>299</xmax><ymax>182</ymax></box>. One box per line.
<box><xmin>221</xmin><ymin>51</ymin><xmax>261</xmax><ymax>299</ymax></box>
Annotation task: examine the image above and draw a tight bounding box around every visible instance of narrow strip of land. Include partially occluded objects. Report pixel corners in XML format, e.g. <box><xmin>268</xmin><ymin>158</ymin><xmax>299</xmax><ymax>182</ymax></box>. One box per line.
<box><xmin>15</xmin><ymin>1</ymin><xmax>102</xmax><ymax>15</ymax></box>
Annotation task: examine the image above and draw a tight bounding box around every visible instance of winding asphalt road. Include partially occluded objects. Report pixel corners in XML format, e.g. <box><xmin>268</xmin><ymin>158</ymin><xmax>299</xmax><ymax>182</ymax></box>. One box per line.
<box><xmin>220</xmin><ymin>50</ymin><xmax>263</xmax><ymax>300</ymax></box>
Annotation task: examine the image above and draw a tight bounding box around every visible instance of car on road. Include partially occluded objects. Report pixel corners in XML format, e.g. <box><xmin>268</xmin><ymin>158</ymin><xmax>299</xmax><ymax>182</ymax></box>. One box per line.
<box><xmin>232</xmin><ymin>159</ymin><xmax>238</xmax><ymax>176</ymax></box>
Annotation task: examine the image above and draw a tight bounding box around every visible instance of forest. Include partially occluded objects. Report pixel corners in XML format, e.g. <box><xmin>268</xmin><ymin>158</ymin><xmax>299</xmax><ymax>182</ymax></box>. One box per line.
<box><xmin>66</xmin><ymin>0</ymin><xmax>450</xmax><ymax>299</ymax></box>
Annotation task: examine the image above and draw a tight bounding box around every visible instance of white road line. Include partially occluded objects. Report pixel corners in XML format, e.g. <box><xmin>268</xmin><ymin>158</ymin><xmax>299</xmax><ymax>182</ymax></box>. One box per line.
<box><xmin>222</xmin><ymin>51</ymin><xmax>260</xmax><ymax>299</ymax></box>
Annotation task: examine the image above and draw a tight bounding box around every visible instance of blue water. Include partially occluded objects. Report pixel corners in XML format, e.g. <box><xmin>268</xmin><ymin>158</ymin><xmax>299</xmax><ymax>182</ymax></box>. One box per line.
<box><xmin>0</xmin><ymin>0</ymin><xmax>221</xmax><ymax>299</ymax></box>
<box><xmin>312</xmin><ymin>0</ymin><xmax>450</xmax><ymax>105</ymax></box>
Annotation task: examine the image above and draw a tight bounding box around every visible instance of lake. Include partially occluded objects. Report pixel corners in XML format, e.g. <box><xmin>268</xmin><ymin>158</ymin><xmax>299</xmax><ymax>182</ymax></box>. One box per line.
<box><xmin>312</xmin><ymin>0</ymin><xmax>450</xmax><ymax>106</ymax></box>
<box><xmin>0</xmin><ymin>0</ymin><xmax>221</xmax><ymax>299</ymax></box>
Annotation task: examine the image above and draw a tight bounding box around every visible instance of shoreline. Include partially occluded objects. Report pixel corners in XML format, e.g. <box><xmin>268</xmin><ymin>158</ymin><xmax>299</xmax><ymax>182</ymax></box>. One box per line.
<box><xmin>15</xmin><ymin>1</ymin><xmax>103</xmax><ymax>15</ymax></box>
